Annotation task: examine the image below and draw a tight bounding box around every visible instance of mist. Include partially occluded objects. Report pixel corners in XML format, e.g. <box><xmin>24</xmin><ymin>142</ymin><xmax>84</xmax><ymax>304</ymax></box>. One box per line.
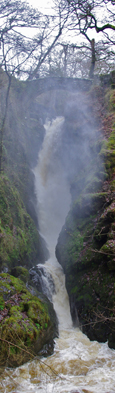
<box><xmin>34</xmin><ymin>116</ymin><xmax>71</xmax><ymax>253</ymax></box>
<box><xmin>32</xmin><ymin>81</ymin><xmax>103</xmax><ymax>261</ymax></box>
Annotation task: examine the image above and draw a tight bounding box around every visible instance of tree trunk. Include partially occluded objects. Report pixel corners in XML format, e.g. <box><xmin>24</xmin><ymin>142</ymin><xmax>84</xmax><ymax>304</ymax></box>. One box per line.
<box><xmin>0</xmin><ymin>75</ymin><xmax>11</xmax><ymax>173</ymax></box>
<box><xmin>89</xmin><ymin>39</ymin><xmax>96</xmax><ymax>79</ymax></box>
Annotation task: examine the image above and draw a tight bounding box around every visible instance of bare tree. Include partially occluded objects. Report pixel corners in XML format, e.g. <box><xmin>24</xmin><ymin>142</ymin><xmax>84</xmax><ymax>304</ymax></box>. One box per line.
<box><xmin>0</xmin><ymin>0</ymin><xmax>70</xmax><ymax>172</ymax></box>
<box><xmin>67</xmin><ymin>0</ymin><xmax>115</xmax><ymax>74</ymax></box>
<box><xmin>52</xmin><ymin>0</ymin><xmax>115</xmax><ymax>77</ymax></box>
<box><xmin>0</xmin><ymin>0</ymin><xmax>55</xmax><ymax>79</ymax></box>
<box><xmin>0</xmin><ymin>0</ymin><xmax>49</xmax><ymax>171</ymax></box>
<box><xmin>66</xmin><ymin>0</ymin><xmax>115</xmax><ymax>34</ymax></box>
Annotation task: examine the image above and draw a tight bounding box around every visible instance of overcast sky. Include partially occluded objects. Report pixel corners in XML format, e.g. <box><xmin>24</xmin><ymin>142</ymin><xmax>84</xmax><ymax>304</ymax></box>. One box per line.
<box><xmin>26</xmin><ymin>0</ymin><xmax>115</xmax><ymax>45</ymax></box>
<box><xmin>28</xmin><ymin>0</ymin><xmax>53</xmax><ymax>13</ymax></box>
<box><xmin>27</xmin><ymin>0</ymin><xmax>105</xmax><ymax>41</ymax></box>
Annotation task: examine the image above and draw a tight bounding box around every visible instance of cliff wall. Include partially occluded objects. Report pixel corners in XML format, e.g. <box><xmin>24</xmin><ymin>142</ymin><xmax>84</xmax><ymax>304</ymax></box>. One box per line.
<box><xmin>56</xmin><ymin>86</ymin><xmax>115</xmax><ymax>349</ymax></box>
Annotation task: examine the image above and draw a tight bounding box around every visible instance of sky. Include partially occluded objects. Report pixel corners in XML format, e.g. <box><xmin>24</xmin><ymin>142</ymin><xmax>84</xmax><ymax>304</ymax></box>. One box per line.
<box><xmin>27</xmin><ymin>0</ymin><xmax>115</xmax><ymax>43</ymax></box>
<box><xmin>28</xmin><ymin>0</ymin><xmax>53</xmax><ymax>14</ymax></box>
<box><xmin>14</xmin><ymin>0</ymin><xmax>115</xmax><ymax>76</ymax></box>
<box><xmin>27</xmin><ymin>0</ymin><xmax>106</xmax><ymax>42</ymax></box>
<box><xmin>27</xmin><ymin>0</ymin><xmax>97</xmax><ymax>43</ymax></box>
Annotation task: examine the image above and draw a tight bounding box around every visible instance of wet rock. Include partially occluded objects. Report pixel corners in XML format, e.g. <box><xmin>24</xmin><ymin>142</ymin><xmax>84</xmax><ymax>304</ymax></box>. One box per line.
<box><xmin>29</xmin><ymin>265</ymin><xmax>55</xmax><ymax>302</ymax></box>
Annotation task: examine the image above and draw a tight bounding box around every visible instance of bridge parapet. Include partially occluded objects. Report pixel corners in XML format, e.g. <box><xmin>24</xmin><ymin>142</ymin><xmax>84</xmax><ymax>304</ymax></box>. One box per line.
<box><xmin>29</xmin><ymin>77</ymin><xmax>92</xmax><ymax>94</ymax></box>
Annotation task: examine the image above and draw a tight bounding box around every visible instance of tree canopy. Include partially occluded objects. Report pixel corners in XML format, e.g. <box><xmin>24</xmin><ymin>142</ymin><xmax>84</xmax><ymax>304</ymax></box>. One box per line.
<box><xmin>46</xmin><ymin>0</ymin><xmax>115</xmax><ymax>78</ymax></box>
<box><xmin>0</xmin><ymin>0</ymin><xmax>68</xmax><ymax>79</ymax></box>
<box><xmin>0</xmin><ymin>0</ymin><xmax>115</xmax><ymax>78</ymax></box>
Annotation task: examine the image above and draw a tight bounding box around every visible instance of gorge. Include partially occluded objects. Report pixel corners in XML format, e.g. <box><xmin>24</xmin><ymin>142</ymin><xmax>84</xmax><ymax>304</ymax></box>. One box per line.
<box><xmin>0</xmin><ymin>72</ymin><xmax>115</xmax><ymax>392</ymax></box>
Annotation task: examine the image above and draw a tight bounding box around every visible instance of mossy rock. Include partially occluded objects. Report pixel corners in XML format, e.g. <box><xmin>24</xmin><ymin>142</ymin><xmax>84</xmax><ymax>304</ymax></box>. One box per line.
<box><xmin>0</xmin><ymin>273</ymin><xmax>57</xmax><ymax>367</ymax></box>
<box><xmin>56</xmin><ymin>87</ymin><xmax>115</xmax><ymax>348</ymax></box>
<box><xmin>67</xmin><ymin>263</ymin><xmax>115</xmax><ymax>347</ymax></box>
<box><xmin>0</xmin><ymin>175</ymin><xmax>46</xmax><ymax>271</ymax></box>
<box><xmin>100</xmin><ymin>239</ymin><xmax>115</xmax><ymax>270</ymax></box>
<box><xmin>10</xmin><ymin>266</ymin><xmax>29</xmax><ymax>283</ymax></box>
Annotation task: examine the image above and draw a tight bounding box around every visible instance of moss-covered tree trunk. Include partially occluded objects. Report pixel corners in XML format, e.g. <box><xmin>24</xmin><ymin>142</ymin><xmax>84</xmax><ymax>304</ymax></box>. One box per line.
<box><xmin>89</xmin><ymin>39</ymin><xmax>96</xmax><ymax>79</ymax></box>
<box><xmin>0</xmin><ymin>74</ymin><xmax>11</xmax><ymax>173</ymax></box>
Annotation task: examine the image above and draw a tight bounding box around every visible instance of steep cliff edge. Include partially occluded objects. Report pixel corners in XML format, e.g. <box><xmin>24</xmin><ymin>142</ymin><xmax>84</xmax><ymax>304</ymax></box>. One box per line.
<box><xmin>56</xmin><ymin>86</ymin><xmax>115</xmax><ymax>349</ymax></box>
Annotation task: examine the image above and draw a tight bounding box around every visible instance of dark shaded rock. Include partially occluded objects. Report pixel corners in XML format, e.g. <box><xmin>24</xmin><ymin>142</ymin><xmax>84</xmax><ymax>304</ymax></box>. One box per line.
<box><xmin>56</xmin><ymin>87</ymin><xmax>115</xmax><ymax>349</ymax></box>
<box><xmin>29</xmin><ymin>265</ymin><xmax>55</xmax><ymax>302</ymax></box>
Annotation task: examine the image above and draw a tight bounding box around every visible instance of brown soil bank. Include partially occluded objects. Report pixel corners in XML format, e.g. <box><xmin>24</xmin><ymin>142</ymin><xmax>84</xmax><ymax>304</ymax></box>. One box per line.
<box><xmin>56</xmin><ymin>86</ymin><xmax>115</xmax><ymax>349</ymax></box>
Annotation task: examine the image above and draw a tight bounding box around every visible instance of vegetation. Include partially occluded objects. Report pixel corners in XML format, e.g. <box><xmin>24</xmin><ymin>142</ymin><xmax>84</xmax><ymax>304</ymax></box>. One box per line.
<box><xmin>56</xmin><ymin>85</ymin><xmax>115</xmax><ymax>348</ymax></box>
<box><xmin>0</xmin><ymin>0</ymin><xmax>115</xmax><ymax>366</ymax></box>
<box><xmin>0</xmin><ymin>273</ymin><xmax>56</xmax><ymax>367</ymax></box>
<box><xmin>0</xmin><ymin>174</ymin><xmax>44</xmax><ymax>271</ymax></box>
<box><xmin>38</xmin><ymin>0</ymin><xmax>115</xmax><ymax>78</ymax></box>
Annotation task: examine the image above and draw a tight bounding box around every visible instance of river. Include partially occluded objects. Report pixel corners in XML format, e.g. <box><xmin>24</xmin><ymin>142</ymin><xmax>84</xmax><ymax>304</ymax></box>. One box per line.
<box><xmin>1</xmin><ymin>117</ymin><xmax>115</xmax><ymax>393</ymax></box>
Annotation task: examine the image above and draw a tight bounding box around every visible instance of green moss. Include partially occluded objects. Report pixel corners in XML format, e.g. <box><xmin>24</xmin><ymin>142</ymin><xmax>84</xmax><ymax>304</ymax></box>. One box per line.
<box><xmin>10</xmin><ymin>266</ymin><xmax>29</xmax><ymax>283</ymax></box>
<box><xmin>0</xmin><ymin>175</ymin><xmax>42</xmax><ymax>271</ymax></box>
<box><xmin>99</xmin><ymin>140</ymin><xmax>108</xmax><ymax>158</ymax></box>
<box><xmin>0</xmin><ymin>273</ymin><xmax>53</xmax><ymax>367</ymax></box>
<box><xmin>56</xmin><ymin>87</ymin><xmax>115</xmax><ymax>348</ymax></box>
<box><xmin>0</xmin><ymin>296</ymin><xmax>5</xmax><ymax>310</ymax></box>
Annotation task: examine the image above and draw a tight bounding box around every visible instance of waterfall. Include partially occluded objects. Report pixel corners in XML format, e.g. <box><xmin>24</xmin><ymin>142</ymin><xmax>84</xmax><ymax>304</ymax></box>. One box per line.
<box><xmin>34</xmin><ymin>116</ymin><xmax>72</xmax><ymax>330</ymax></box>
<box><xmin>34</xmin><ymin>117</ymin><xmax>70</xmax><ymax>254</ymax></box>
<box><xmin>1</xmin><ymin>116</ymin><xmax>115</xmax><ymax>393</ymax></box>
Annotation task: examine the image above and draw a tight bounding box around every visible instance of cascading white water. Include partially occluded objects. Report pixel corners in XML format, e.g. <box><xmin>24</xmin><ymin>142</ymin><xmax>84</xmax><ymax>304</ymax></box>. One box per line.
<box><xmin>1</xmin><ymin>117</ymin><xmax>115</xmax><ymax>393</ymax></box>
<box><xmin>34</xmin><ymin>117</ymin><xmax>71</xmax><ymax>253</ymax></box>
<box><xmin>34</xmin><ymin>116</ymin><xmax>72</xmax><ymax>330</ymax></box>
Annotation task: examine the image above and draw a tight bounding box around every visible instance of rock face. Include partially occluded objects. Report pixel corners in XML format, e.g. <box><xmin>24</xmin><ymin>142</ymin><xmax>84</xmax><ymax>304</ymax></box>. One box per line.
<box><xmin>56</xmin><ymin>87</ymin><xmax>115</xmax><ymax>349</ymax></box>
<box><xmin>0</xmin><ymin>175</ymin><xmax>48</xmax><ymax>272</ymax></box>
